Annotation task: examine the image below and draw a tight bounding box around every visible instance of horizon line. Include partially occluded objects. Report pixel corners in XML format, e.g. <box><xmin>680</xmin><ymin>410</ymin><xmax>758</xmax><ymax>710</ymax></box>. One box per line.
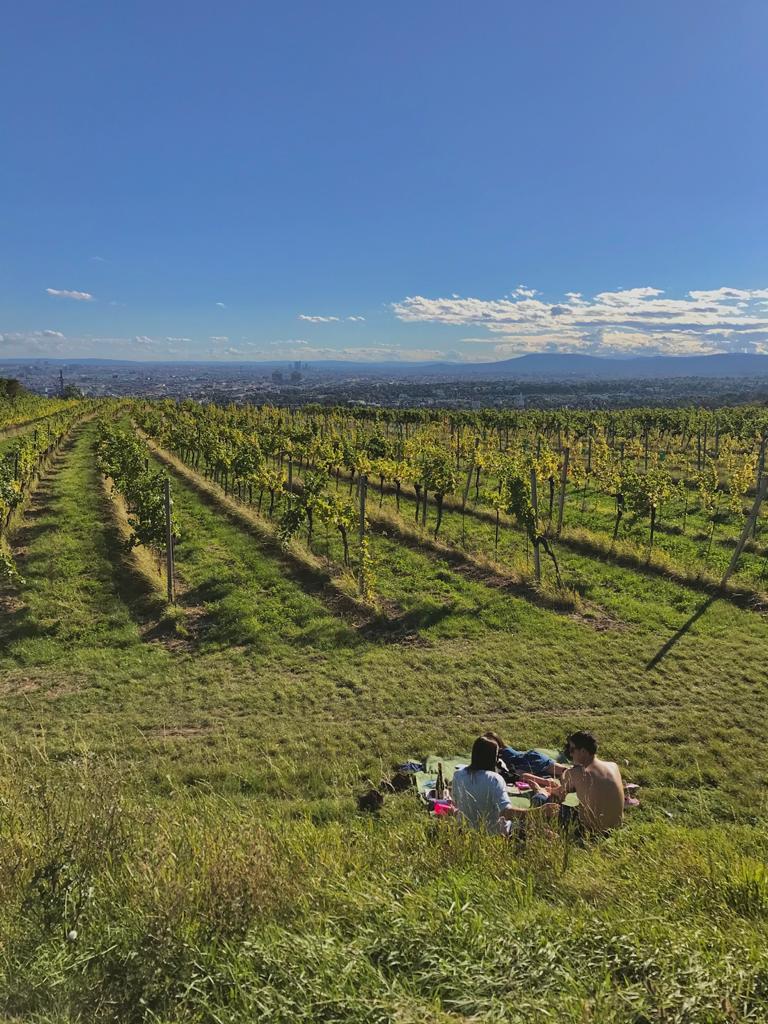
<box><xmin>2</xmin><ymin>351</ymin><xmax>768</xmax><ymax>366</ymax></box>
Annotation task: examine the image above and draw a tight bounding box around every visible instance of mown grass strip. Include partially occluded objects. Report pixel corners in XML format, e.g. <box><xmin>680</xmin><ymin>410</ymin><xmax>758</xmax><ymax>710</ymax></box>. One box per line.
<box><xmin>0</xmin><ymin>422</ymin><xmax>168</xmax><ymax>673</ymax></box>
<box><xmin>327</xmin><ymin>464</ymin><xmax>768</xmax><ymax>612</ymax></box>
<box><xmin>142</xmin><ymin>433</ymin><xmax>394</xmax><ymax>630</ymax></box>
<box><xmin>97</xmin><ymin>470</ymin><xmax>186</xmax><ymax>639</ymax></box>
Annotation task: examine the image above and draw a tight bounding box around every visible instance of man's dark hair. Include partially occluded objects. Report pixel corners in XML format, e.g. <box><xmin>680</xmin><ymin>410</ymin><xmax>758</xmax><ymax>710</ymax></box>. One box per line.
<box><xmin>469</xmin><ymin>736</ymin><xmax>498</xmax><ymax>772</ymax></box>
<box><xmin>566</xmin><ymin>731</ymin><xmax>598</xmax><ymax>756</ymax></box>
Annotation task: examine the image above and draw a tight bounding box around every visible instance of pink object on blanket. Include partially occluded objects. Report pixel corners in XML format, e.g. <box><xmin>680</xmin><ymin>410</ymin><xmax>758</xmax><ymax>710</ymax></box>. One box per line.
<box><xmin>514</xmin><ymin>781</ymin><xmax>531</xmax><ymax>791</ymax></box>
<box><xmin>433</xmin><ymin>801</ymin><xmax>455</xmax><ymax>816</ymax></box>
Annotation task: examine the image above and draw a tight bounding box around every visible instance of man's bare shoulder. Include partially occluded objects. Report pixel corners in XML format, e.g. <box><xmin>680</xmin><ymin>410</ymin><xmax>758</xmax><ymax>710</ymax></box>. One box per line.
<box><xmin>563</xmin><ymin>764</ymin><xmax>586</xmax><ymax>791</ymax></box>
<box><xmin>592</xmin><ymin>758</ymin><xmax>623</xmax><ymax>779</ymax></box>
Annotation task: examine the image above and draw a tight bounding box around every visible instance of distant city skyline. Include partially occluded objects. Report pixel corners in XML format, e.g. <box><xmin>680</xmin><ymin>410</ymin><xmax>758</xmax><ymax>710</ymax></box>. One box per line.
<box><xmin>3</xmin><ymin>2</ymin><xmax>767</xmax><ymax>362</ymax></box>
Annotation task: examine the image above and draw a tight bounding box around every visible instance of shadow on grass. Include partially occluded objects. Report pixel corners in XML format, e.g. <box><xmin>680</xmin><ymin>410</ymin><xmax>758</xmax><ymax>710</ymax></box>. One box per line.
<box><xmin>360</xmin><ymin>601</ymin><xmax>453</xmax><ymax>642</ymax></box>
<box><xmin>645</xmin><ymin>595</ymin><xmax>718</xmax><ymax>671</ymax></box>
<box><xmin>0</xmin><ymin>590</ymin><xmax>42</xmax><ymax>650</ymax></box>
<box><xmin>562</xmin><ymin>532</ymin><xmax>767</xmax><ymax>612</ymax></box>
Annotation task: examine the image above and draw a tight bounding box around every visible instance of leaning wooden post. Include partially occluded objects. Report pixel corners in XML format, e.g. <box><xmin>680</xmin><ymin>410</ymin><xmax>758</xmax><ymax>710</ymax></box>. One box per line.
<box><xmin>753</xmin><ymin>435</ymin><xmax>767</xmax><ymax>539</ymax></box>
<box><xmin>164</xmin><ymin>476</ymin><xmax>175</xmax><ymax>604</ymax></box>
<box><xmin>721</xmin><ymin>475</ymin><xmax>768</xmax><ymax>588</ymax></box>
<box><xmin>287</xmin><ymin>457</ymin><xmax>293</xmax><ymax>510</ymax></box>
<box><xmin>461</xmin><ymin>456</ymin><xmax>475</xmax><ymax>547</ymax></box>
<box><xmin>358</xmin><ymin>473</ymin><xmax>368</xmax><ymax>596</ymax></box>
<box><xmin>556</xmin><ymin>446</ymin><xmax>570</xmax><ymax>536</ymax></box>
<box><xmin>530</xmin><ymin>467</ymin><xmax>541</xmax><ymax>583</ymax></box>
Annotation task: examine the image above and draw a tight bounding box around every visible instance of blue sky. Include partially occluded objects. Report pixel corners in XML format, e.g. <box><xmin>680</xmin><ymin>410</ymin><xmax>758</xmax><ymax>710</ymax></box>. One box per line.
<box><xmin>2</xmin><ymin>0</ymin><xmax>768</xmax><ymax>362</ymax></box>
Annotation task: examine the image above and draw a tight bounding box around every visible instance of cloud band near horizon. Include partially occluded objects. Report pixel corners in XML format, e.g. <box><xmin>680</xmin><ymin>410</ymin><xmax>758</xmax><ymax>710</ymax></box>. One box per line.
<box><xmin>393</xmin><ymin>286</ymin><xmax>768</xmax><ymax>357</ymax></box>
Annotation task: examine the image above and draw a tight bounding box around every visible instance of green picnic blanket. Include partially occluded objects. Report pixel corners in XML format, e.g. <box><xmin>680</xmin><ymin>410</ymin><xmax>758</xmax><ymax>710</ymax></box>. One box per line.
<box><xmin>417</xmin><ymin>750</ymin><xmax>579</xmax><ymax>809</ymax></box>
<box><xmin>424</xmin><ymin>749</ymin><xmax>563</xmax><ymax>780</ymax></box>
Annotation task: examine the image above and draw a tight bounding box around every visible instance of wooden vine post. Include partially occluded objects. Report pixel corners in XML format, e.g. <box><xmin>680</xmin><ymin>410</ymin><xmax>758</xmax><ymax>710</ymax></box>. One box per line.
<box><xmin>556</xmin><ymin>446</ymin><xmax>570</xmax><ymax>536</ymax></box>
<box><xmin>530</xmin><ymin>467</ymin><xmax>541</xmax><ymax>583</ymax></box>
<box><xmin>753</xmin><ymin>435</ymin><xmax>767</xmax><ymax>539</ymax></box>
<box><xmin>460</xmin><ymin>439</ymin><xmax>478</xmax><ymax>547</ymax></box>
<box><xmin>164</xmin><ymin>476</ymin><xmax>175</xmax><ymax>604</ymax></box>
<box><xmin>358</xmin><ymin>473</ymin><xmax>368</xmax><ymax>596</ymax></box>
<box><xmin>721</xmin><ymin>474</ymin><xmax>768</xmax><ymax>588</ymax></box>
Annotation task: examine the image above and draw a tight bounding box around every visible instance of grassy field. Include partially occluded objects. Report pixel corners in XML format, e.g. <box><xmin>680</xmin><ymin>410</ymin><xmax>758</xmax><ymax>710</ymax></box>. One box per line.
<box><xmin>0</xmin><ymin>420</ymin><xmax>767</xmax><ymax>1022</ymax></box>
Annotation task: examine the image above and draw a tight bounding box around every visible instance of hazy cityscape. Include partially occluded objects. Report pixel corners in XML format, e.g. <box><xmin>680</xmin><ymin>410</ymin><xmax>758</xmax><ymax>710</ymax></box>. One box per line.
<box><xmin>3</xmin><ymin>357</ymin><xmax>768</xmax><ymax>410</ymax></box>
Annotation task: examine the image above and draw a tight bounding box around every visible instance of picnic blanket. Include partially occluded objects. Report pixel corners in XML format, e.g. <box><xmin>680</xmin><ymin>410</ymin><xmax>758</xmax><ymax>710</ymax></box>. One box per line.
<box><xmin>416</xmin><ymin>751</ymin><xmax>580</xmax><ymax>810</ymax></box>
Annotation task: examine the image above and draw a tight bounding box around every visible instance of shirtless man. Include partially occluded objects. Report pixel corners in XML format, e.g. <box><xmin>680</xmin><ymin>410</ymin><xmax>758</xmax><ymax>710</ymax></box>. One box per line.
<box><xmin>522</xmin><ymin>730</ymin><xmax>624</xmax><ymax>835</ymax></box>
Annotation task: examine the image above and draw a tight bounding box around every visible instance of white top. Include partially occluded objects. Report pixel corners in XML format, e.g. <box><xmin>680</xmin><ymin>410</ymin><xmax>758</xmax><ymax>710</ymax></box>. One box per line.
<box><xmin>452</xmin><ymin>767</ymin><xmax>512</xmax><ymax>836</ymax></box>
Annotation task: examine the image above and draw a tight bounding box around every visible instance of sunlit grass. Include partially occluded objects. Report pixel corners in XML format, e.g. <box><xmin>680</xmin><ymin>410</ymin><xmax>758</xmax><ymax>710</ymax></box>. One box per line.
<box><xmin>1</xmin><ymin>421</ymin><xmax>767</xmax><ymax>1020</ymax></box>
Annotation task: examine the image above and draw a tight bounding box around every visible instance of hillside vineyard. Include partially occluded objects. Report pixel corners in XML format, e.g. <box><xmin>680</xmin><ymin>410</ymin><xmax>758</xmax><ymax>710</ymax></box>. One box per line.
<box><xmin>2</xmin><ymin>393</ymin><xmax>768</xmax><ymax>1021</ymax></box>
<box><xmin>131</xmin><ymin>400</ymin><xmax>768</xmax><ymax>604</ymax></box>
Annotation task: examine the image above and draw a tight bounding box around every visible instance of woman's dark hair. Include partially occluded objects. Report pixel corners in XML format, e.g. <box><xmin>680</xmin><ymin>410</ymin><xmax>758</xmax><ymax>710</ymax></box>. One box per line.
<box><xmin>566</xmin><ymin>730</ymin><xmax>598</xmax><ymax>756</ymax></box>
<box><xmin>483</xmin><ymin>731</ymin><xmax>506</xmax><ymax>749</ymax></box>
<box><xmin>469</xmin><ymin>736</ymin><xmax>499</xmax><ymax>772</ymax></box>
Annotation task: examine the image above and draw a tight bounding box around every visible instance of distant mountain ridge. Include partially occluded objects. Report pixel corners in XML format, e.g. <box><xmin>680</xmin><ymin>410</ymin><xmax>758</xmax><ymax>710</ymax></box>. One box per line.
<box><xmin>462</xmin><ymin>352</ymin><xmax>768</xmax><ymax>379</ymax></box>
<box><xmin>2</xmin><ymin>352</ymin><xmax>768</xmax><ymax>379</ymax></box>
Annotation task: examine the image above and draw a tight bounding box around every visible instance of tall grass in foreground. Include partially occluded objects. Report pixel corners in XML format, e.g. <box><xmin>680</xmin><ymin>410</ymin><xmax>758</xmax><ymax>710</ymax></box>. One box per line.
<box><xmin>0</xmin><ymin>751</ymin><xmax>766</xmax><ymax>1023</ymax></box>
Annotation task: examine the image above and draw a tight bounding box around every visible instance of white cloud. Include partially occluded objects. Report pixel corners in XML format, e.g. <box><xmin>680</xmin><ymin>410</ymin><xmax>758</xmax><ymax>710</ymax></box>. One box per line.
<box><xmin>393</xmin><ymin>285</ymin><xmax>768</xmax><ymax>356</ymax></box>
<box><xmin>209</xmin><ymin>335</ymin><xmax>229</xmax><ymax>342</ymax></box>
<box><xmin>215</xmin><ymin>301</ymin><xmax>227</xmax><ymax>308</ymax></box>
<box><xmin>165</xmin><ymin>336</ymin><xmax>191</xmax><ymax>343</ymax></box>
<box><xmin>90</xmin><ymin>256</ymin><xmax>107</xmax><ymax>263</ymax></box>
<box><xmin>134</xmin><ymin>336</ymin><xmax>156</xmax><ymax>346</ymax></box>
<box><xmin>298</xmin><ymin>313</ymin><xmax>367</xmax><ymax>323</ymax></box>
<box><xmin>46</xmin><ymin>288</ymin><xmax>94</xmax><ymax>301</ymax></box>
<box><xmin>0</xmin><ymin>335</ymin><xmax>65</xmax><ymax>356</ymax></box>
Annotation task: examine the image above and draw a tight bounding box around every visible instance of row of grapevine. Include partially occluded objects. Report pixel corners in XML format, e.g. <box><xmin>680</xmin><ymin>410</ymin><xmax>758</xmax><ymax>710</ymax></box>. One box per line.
<box><xmin>95</xmin><ymin>422</ymin><xmax>179</xmax><ymax>601</ymax></box>
<box><xmin>135</xmin><ymin>404</ymin><xmax>571</xmax><ymax>594</ymax></box>
<box><xmin>134</xmin><ymin>399</ymin><xmax>768</xmax><ymax>595</ymax></box>
<box><xmin>0</xmin><ymin>406</ymin><xmax>91</xmax><ymax>583</ymax></box>
<box><xmin>0</xmin><ymin>395</ymin><xmax>82</xmax><ymax>434</ymax></box>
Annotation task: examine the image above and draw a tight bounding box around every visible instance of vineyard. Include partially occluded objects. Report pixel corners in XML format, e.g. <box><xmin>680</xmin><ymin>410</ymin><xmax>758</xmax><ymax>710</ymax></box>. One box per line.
<box><xmin>135</xmin><ymin>399</ymin><xmax>768</xmax><ymax>607</ymax></box>
<box><xmin>0</xmin><ymin>395</ymin><xmax>767</xmax><ymax>1022</ymax></box>
<box><xmin>0</xmin><ymin>401</ymin><xmax>94</xmax><ymax>582</ymax></box>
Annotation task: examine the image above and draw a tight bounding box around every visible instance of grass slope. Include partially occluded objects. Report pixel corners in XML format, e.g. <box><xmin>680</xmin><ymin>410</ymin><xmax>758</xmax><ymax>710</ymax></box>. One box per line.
<box><xmin>0</xmin><ymin>421</ymin><xmax>766</xmax><ymax>1021</ymax></box>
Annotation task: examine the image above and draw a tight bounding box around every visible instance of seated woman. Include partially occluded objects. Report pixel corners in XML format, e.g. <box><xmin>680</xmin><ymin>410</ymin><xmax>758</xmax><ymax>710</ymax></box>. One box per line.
<box><xmin>483</xmin><ymin>731</ymin><xmax>568</xmax><ymax>779</ymax></box>
<box><xmin>452</xmin><ymin>736</ymin><xmax>525</xmax><ymax>837</ymax></box>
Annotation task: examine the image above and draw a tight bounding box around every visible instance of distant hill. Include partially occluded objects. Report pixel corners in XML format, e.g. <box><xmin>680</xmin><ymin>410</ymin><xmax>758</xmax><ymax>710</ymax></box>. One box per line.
<box><xmin>452</xmin><ymin>352</ymin><xmax>768</xmax><ymax>379</ymax></box>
